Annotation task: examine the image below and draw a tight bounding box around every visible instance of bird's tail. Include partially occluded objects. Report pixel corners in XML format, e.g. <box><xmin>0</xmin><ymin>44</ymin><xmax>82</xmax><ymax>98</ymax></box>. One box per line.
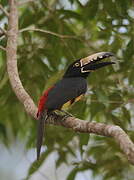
<box><xmin>36</xmin><ymin>109</ymin><xmax>47</xmax><ymax>160</ymax></box>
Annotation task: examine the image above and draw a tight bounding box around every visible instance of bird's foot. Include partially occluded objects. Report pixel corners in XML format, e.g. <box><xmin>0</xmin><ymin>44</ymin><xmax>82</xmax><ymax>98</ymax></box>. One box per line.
<box><xmin>54</xmin><ymin>109</ymin><xmax>73</xmax><ymax>117</ymax></box>
<box><xmin>53</xmin><ymin>110</ymin><xmax>73</xmax><ymax>122</ymax></box>
<box><xmin>59</xmin><ymin>110</ymin><xmax>73</xmax><ymax>117</ymax></box>
<box><xmin>61</xmin><ymin>114</ymin><xmax>71</xmax><ymax>122</ymax></box>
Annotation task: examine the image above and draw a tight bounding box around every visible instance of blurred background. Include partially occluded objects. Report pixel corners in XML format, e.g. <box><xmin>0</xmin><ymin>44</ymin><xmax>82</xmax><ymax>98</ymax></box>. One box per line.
<box><xmin>0</xmin><ymin>0</ymin><xmax>134</xmax><ymax>179</ymax></box>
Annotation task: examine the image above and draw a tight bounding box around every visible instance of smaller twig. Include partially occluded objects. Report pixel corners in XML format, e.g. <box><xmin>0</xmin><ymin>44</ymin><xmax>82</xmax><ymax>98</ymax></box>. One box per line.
<box><xmin>18</xmin><ymin>0</ymin><xmax>35</xmax><ymax>6</ymax></box>
<box><xmin>0</xmin><ymin>32</ymin><xmax>5</xmax><ymax>37</ymax></box>
<box><xmin>19</xmin><ymin>27</ymin><xmax>81</xmax><ymax>41</ymax></box>
<box><xmin>0</xmin><ymin>45</ymin><xmax>6</xmax><ymax>51</ymax></box>
<box><xmin>0</xmin><ymin>27</ymin><xmax>7</xmax><ymax>36</ymax></box>
<box><xmin>90</xmin><ymin>99</ymin><xmax>124</xmax><ymax>104</ymax></box>
<box><xmin>0</xmin><ymin>36</ymin><xmax>5</xmax><ymax>41</ymax></box>
<box><xmin>0</xmin><ymin>4</ymin><xmax>9</xmax><ymax>17</ymax></box>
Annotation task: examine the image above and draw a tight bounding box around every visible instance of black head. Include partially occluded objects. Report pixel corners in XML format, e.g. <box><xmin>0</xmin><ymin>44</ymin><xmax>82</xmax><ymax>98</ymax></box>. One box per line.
<box><xmin>63</xmin><ymin>52</ymin><xmax>115</xmax><ymax>78</ymax></box>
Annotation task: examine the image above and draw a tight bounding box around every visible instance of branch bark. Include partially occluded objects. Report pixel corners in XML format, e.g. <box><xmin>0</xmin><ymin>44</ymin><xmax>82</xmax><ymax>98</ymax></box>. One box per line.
<box><xmin>6</xmin><ymin>0</ymin><xmax>37</xmax><ymax>118</ymax></box>
<box><xmin>47</xmin><ymin>113</ymin><xmax>134</xmax><ymax>164</ymax></box>
<box><xmin>6</xmin><ymin>0</ymin><xmax>134</xmax><ymax>165</ymax></box>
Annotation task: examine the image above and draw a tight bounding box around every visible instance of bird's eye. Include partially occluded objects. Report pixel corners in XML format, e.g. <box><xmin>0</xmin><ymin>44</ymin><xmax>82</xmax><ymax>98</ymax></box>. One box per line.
<box><xmin>75</xmin><ymin>63</ymin><xmax>80</xmax><ymax>67</ymax></box>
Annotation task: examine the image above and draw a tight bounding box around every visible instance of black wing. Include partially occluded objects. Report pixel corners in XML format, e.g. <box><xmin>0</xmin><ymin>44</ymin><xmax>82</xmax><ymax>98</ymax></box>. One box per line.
<box><xmin>46</xmin><ymin>77</ymin><xmax>87</xmax><ymax>110</ymax></box>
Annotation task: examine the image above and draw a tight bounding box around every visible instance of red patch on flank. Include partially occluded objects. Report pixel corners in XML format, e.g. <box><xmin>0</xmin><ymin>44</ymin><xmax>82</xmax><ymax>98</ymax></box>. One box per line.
<box><xmin>37</xmin><ymin>86</ymin><xmax>54</xmax><ymax>118</ymax></box>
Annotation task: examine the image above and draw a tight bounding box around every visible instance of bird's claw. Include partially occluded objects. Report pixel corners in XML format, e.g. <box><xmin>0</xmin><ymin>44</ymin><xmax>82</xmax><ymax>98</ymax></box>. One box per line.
<box><xmin>60</xmin><ymin>110</ymin><xmax>73</xmax><ymax>117</ymax></box>
<box><xmin>61</xmin><ymin>114</ymin><xmax>71</xmax><ymax>122</ymax></box>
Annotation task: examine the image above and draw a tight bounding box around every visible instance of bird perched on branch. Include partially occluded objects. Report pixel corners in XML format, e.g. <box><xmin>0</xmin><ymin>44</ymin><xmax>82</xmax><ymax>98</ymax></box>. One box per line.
<box><xmin>36</xmin><ymin>52</ymin><xmax>115</xmax><ymax>160</ymax></box>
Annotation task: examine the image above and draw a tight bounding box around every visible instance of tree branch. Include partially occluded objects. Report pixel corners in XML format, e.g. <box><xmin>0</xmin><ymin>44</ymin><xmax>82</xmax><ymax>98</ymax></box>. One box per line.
<box><xmin>19</xmin><ymin>27</ymin><xmax>82</xmax><ymax>40</ymax></box>
<box><xmin>0</xmin><ymin>4</ymin><xmax>9</xmax><ymax>17</ymax></box>
<box><xmin>47</xmin><ymin>113</ymin><xmax>134</xmax><ymax>165</ymax></box>
<box><xmin>6</xmin><ymin>0</ymin><xmax>134</xmax><ymax>165</ymax></box>
<box><xmin>6</xmin><ymin>0</ymin><xmax>37</xmax><ymax>117</ymax></box>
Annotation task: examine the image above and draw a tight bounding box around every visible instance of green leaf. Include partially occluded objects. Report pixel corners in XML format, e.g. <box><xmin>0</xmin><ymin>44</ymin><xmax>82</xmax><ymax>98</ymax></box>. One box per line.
<box><xmin>90</xmin><ymin>102</ymin><xmax>105</xmax><ymax>119</ymax></box>
<box><xmin>124</xmin><ymin>39</ymin><xmax>134</xmax><ymax>61</ymax></box>
<box><xmin>116</xmin><ymin>0</ymin><xmax>129</xmax><ymax>16</ymax></box>
<box><xmin>122</xmin><ymin>107</ymin><xmax>131</xmax><ymax>124</ymax></box>
<box><xmin>78</xmin><ymin>133</ymin><xmax>90</xmax><ymax>155</ymax></box>
<box><xmin>95</xmin><ymin>89</ymin><xmax>109</xmax><ymax>105</ymax></box>
<box><xmin>66</xmin><ymin>168</ymin><xmax>78</xmax><ymax>180</ymax></box>
<box><xmin>57</xmin><ymin>9</ymin><xmax>82</xmax><ymax>20</ymax></box>
<box><xmin>83</xmin><ymin>0</ymin><xmax>99</xmax><ymax>20</ymax></box>
<box><xmin>102</xmin><ymin>0</ymin><xmax>119</xmax><ymax>18</ymax></box>
<box><xmin>26</xmin><ymin>149</ymin><xmax>52</xmax><ymax>178</ymax></box>
<box><xmin>108</xmin><ymin>92</ymin><xmax>122</xmax><ymax>110</ymax></box>
<box><xmin>0</xmin><ymin>123</ymin><xmax>6</xmax><ymax>140</ymax></box>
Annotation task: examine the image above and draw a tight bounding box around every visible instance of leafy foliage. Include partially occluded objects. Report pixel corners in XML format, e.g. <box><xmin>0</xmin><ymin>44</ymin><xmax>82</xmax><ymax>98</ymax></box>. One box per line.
<box><xmin>0</xmin><ymin>0</ymin><xmax>134</xmax><ymax>179</ymax></box>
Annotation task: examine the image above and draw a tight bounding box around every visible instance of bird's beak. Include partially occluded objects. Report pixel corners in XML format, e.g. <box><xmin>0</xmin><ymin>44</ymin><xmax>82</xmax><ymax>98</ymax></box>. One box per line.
<box><xmin>80</xmin><ymin>52</ymin><xmax>115</xmax><ymax>73</ymax></box>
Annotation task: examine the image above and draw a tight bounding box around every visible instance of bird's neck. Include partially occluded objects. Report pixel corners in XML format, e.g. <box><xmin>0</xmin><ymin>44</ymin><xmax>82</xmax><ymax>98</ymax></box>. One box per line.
<box><xmin>63</xmin><ymin>63</ymin><xmax>91</xmax><ymax>78</ymax></box>
<box><xmin>63</xmin><ymin>73</ymin><xmax>89</xmax><ymax>79</ymax></box>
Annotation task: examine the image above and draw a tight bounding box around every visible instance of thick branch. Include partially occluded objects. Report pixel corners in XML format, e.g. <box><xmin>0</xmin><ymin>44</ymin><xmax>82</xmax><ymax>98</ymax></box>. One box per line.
<box><xmin>6</xmin><ymin>0</ymin><xmax>134</xmax><ymax>165</ymax></box>
<box><xmin>0</xmin><ymin>4</ymin><xmax>9</xmax><ymax>17</ymax></box>
<box><xmin>47</xmin><ymin>114</ymin><xmax>134</xmax><ymax>164</ymax></box>
<box><xmin>6</xmin><ymin>0</ymin><xmax>37</xmax><ymax>117</ymax></box>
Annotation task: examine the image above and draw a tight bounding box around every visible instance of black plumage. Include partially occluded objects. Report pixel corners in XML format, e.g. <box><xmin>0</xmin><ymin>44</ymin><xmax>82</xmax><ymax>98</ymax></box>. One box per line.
<box><xmin>46</xmin><ymin>77</ymin><xmax>87</xmax><ymax>110</ymax></box>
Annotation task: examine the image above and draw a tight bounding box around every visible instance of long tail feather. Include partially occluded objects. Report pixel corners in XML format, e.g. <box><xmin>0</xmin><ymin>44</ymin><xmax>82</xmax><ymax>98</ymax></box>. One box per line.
<box><xmin>37</xmin><ymin>110</ymin><xmax>47</xmax><ymax>160</ymax></box>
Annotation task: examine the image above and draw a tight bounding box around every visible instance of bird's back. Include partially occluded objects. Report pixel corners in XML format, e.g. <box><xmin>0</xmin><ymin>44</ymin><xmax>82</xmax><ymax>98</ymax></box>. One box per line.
<box><xmin>46</xmin><ymin>77</ymin><xmax>87</xmax><ymax>110</ymax></box>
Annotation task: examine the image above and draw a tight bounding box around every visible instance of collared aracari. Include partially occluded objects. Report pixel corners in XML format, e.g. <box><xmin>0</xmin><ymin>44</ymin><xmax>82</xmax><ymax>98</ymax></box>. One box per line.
<box><xmin>37</xmin><ymin>52</ymin><xmax>115</xmax><ymax>160</ymax></box>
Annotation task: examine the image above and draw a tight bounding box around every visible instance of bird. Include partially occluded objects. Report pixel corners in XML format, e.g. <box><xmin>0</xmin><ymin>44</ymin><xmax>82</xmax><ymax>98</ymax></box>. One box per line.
<box><xmin>36</xmin><ymin>52</ymin><xmax>115</xmax><ymax>160</ymax></box>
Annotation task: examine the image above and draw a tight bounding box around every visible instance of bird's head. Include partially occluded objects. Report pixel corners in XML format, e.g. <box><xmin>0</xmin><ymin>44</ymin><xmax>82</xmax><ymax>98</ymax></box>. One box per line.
<box><xmin>64</xmin><ymin>52</ymin><xmax>115</xmax><ymax>78</ymax></box>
